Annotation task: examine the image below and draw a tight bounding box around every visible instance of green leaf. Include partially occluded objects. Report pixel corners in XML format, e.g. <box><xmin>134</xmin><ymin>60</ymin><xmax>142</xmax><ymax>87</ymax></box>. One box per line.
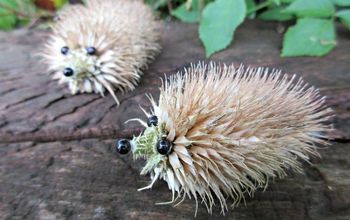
<box><xmin>282</xmin><ymin>18</ymin><xmax>336</xmax><ymax>57</ymax></box>
<box><xmin>17</xmin><ymin>0</ymin><xmax>36</xmax><ymax>16</ymax></box>
<box><xmin>259</xmin><ymin>7</ymin><xmax>293</xmax><ymax>21</ymax></box>
<box><xmin>245</xmin><ymin>0</ymin><xmax>256</xmax><ymax>19</ymax></box>
<box><xmin>146</xmin><ymin>0</ymin><xmax>167</xmax><ymax>10</ymax></box>
<box><xmin>331</xmin><ymin>0</ymin><xmax>350</xmax><ymax>6</ymax></box>
<box><xmin>171</xmin><ymin>0</ymin><xmax>201</xmax><ymax>23</ymax></box>
<box><xmin>336</xmin><ymin>10</ymin><xmax>350</xmax><ymax>30</ymax></box>
<box><xmin>281</xmin><ymin>0</ymin><xmax>295</xmax><ymax>3</ymax></box>
<box><xmin>271</xmin><ymin>0</ymin><xmax>281</xmax><ymax>5</ymax></box>
<box><xmin>284</xmin><ymin>0</ymin><xmax>335</xmax><ymax>18</ymax></box>
<box><xmin>0</xmin><ymin>0</ymin><xmax>17</xmax><ymax>30</ymax></box>
<box><xmin>199</xmin><ymin>0</ymin><xmax>246</xmax><ymax>57</ymax></box>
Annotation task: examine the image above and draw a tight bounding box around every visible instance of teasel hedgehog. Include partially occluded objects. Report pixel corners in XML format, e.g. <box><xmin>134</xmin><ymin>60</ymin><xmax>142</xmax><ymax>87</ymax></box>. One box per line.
<box><xmin>115</xmin><ymin>62</ymin><xmax>333</xmax><ymax>215</ymax></box>
<box><xmin>42</xmin><ymin>0</ymin><xmax>161</xmax><ymax>104</ymax></box>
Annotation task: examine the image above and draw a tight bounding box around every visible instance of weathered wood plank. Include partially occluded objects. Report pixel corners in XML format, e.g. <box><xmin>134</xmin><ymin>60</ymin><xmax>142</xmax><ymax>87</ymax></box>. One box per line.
<box><xmin>0</xmin><ymin>140</ymin><xmax>349</xmax><ymax>219</ymax></box>
<box><xmin>0</xmin><ymin>20</ymin><xmax>349</xmax><ymax>219</ymax></box>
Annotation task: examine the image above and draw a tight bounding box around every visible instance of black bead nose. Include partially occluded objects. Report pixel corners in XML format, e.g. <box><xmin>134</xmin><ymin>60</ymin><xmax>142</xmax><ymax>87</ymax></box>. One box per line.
<box><xmin>156</xmin><ymin>137</ymin><xmax>172</xmax><ymax>155</ymax></box>
<box><xmin>147</xmin><ymin>115</ymin><xmax>158</xmax><ymax>127</ymax></box>
<box><xmin>116</xmin><ymin>139</ymin><xmax>131</xmax><ymax>154</ymax></box>
<box><xmin>63</xmin><ymin>67</ymin><xmax>74</xmax><ymax>77</ymax></box>
<box><xmin>86</xmin><ymin>47</ymin><xmax>97</xmax><ymax>55</ymax></box>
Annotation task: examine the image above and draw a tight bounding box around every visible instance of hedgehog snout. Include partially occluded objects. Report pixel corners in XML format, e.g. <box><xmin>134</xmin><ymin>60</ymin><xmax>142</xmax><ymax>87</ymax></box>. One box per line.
<box><xmin>61</xmin><ymin>50</ymin><xmax>97</xmax><ymax>79</ymax></box>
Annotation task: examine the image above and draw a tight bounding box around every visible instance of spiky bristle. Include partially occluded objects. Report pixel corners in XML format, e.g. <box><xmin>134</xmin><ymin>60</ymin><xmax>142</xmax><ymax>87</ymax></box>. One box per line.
<box><xmin>42</xmin><ymin>0</ymin><xmax>161</xmax><ymax>104</ymax></box>
<box><xmin>130</xmin><ymin>62</ymin><xmax>333</xmax><ymax>215</ymax></box>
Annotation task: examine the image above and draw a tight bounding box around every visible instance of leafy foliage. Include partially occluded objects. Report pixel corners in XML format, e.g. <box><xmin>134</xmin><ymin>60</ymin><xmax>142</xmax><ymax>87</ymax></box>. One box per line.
<box><xmin>171</xmin><ymin>0</ymin><xmax>201</xmax><ymax>23</ymax></box>
<box><xmin>164</xmin><ymin>0</ymin><xmax>350</xmax><ymax>57</ymax></box>
<box><xmin>1</xmin><ymin>0</ymin><xmax>350</xmax><ymax>58</ymax></box>
<box><xmin>284</xmin><ymin>0</ymin><xmax>335</xmax><ymax>18</ymax></box>
<box><xmin>331</xmin><ymin>0</ymin><xmax>350</xmax><ymax>6</ymax></box>
<box><xmin>336</xmin><ymin>10</ymin><xmax>350</xmax><ymax>29</ymax></box>
<box><xmin>146</xmin><ymin>0</ymin><xmax>168</xmax><ymax>11</ymax></box>
<box><xmin>245</xmin><ymin>0</ymin><xmax>257</xmax><ymax>19</ymax></box>
<box><xmin>259</xmin><ymin>6</ymin><xmax>293</xmax><ymax>21</ymax></box>
<box><xmin>282</xmin><ymin>18</ymin><xmax>336</xmax><ymax>56</ymax></box>
<box><xmin>199</xmin><ymin>0</ymin><xmax>246</xmax><ymax>57</ymax></box>
<box><xmin>0</xmin><ymin>0</ymin><xmax>17</xmax><ymax>30</ymax></box>
<box><xmin>0</xmin><ymin>0</ymin><xmax>66</xmax><ymax>31</ymax></box>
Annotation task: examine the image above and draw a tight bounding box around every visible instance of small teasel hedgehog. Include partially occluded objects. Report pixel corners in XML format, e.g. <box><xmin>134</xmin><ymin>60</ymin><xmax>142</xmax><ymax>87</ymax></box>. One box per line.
<box><xmin>115</xmin><ymin>62</ymin><xmax>333</xmax><ymax>214</ymax></box>
<box><xmin>42</xmin><ymin>0</ymin><xmax>161</xmax><ymax>104</ymax></box>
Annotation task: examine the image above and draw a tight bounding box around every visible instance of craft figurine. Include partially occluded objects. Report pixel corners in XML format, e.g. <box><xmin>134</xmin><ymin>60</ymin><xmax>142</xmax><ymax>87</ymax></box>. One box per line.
<box><xmin>42</xmin><ymin>0</ymin><xmax>161</xmax><ymax>104</ymax></box>
<box><xmin>115</xmin><ymin>63</ymin><xmax>333</xmax><ymax>214</ymax></box>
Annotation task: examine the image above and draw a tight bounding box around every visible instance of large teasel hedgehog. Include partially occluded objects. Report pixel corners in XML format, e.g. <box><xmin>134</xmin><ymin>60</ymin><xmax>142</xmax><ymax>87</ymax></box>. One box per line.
<box><xmin>42</xmin><ymin>0</ymin><xmax>161</xmax><ymax>104</ymax></box>
<box><xmin>115</xmin><ymin>62</ymin><xmax>333</xmax><ymax>214</ymax></box>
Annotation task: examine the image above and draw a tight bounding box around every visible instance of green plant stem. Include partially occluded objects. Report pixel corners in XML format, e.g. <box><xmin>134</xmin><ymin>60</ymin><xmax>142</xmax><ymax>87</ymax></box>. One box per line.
<box><xmin>185</xmin><ymin>0</ymin><xmax>192</xmax><ymax>10</ymax></box>
<box><xmin>247</xmin><ymin>0</ymin><xmax>271</xmax><ymax>14</ymax></box>
<box><xmin>167</xmin><ymin>0</ymin><xmax>173</xmax><ymax>13</ymax></box>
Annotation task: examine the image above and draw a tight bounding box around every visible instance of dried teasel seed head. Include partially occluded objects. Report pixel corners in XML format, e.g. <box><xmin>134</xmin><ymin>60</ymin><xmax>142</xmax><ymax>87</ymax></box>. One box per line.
<box><xmin>122</xmin><ymin>62</ymin><xmax>333</xmax><ymax>215</ymax></box>
<box><xmin>42</xmin><ymin>0</ymin><xmax>161</xmax><ymax>104</ymax></box>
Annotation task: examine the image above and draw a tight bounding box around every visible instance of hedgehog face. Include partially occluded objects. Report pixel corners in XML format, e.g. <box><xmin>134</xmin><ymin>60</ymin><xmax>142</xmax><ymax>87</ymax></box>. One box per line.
<box><xmin>44</xmin><ymin>31</ymin><xmax>130</xmax><ymax>104</ymax></box>
<box><xmin>116</xmin><ymin>115</ymin><xmax>176</xmax><ymax>186</ymax></box>
<box><xmin>117</xmin><ymin>115</ymin><xmax>171</xmax><ymax>168</ymax></box>
<box><xmin>59</xmin><ymin>46</ymin><xmax>98</xmax><ymax>80</ymax></box>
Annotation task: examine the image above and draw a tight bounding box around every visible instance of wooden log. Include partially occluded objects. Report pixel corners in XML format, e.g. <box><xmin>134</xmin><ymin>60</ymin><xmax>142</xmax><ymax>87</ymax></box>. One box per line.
<box><xmin>0</xmin><ymin>140</ymin><xmax>349</xmax><ymax>219</ymax></box>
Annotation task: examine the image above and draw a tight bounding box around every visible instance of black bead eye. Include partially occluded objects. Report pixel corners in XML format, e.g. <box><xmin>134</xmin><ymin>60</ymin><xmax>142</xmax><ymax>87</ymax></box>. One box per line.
<box><xmin>116</xmin><ymin>139</ymin><xmax>131</xmax><ymax>154</ymax></box>
<box><xmin>147</xmin><ymin>115</ymin><xmax>158</xmax><ymax>127</ymax></box>
<box><xmin>61</xmin><ymin>46</ymin><xmax>69</xmax><ymax>55</ymax></box>
<box><xmin>63</xmin><ymin>67</ymin><xmax>74</xmax><ymax>77</ymax></box>
<box><xmin>86</xmin><ymin>47</ymin><xmax>97</xmax><ymax>55</ymax></box>
<box><xmin>156</xmin><ymin>137</ymin><xmax>172</xmax><ymax>155</ymax></box>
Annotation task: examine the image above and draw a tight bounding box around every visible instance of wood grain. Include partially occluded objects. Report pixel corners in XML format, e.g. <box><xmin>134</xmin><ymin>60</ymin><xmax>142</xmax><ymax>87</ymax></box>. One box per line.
<box><xmin>0</xmin><ymin>140</ymin><xmax>349</xmax><ymax>219</ymax></box>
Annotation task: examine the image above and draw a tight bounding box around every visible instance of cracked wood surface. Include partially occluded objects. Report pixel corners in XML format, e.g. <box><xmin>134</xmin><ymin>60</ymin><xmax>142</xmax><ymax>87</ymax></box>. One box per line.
<box><xmin>0</xmin><ymin>20</ymin><xmax>350</xmax><ymax>219</ymax></box>
<box><xmin>0</xmin><ymin>140</ymin><xmax>349</xmax><ymax>219</ymax></box>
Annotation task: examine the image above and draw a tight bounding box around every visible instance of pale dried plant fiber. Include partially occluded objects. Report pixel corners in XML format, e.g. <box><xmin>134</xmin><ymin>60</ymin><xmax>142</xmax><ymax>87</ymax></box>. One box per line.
<box><xmin>42</xmin><ymin>0</ymin><xmax>161</xmax><ymax>104</ymax></box>
<box><xmin>130</xmin><ymin>62</ymin><xmax>333</xmax><ymax>215</ymax></box>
